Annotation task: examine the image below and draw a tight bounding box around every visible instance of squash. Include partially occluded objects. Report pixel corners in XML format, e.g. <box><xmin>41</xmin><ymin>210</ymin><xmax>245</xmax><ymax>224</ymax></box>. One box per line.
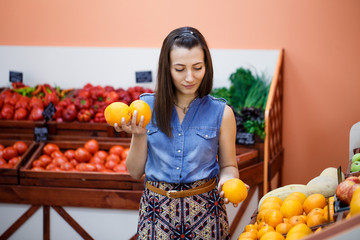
<box><xmin>258</xmin><ymin>184</ymin><xmax>310</xmax><ymax>208</ymax></box>
<box><xmin>320</xmin><ymin>167</ymin><xmax>344</xmax><ymax>181</ymax></box>
<box><xmin>306</xmin><ymin>175</ymin><xmax>338</xmax><ymax>197</ymax></box>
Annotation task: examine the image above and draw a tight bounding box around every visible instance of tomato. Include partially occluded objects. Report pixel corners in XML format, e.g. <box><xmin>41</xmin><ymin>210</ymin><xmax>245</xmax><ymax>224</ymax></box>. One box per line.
<box><xmin>0</xmin><ymin>104</ymin><xmax>14</xmax><ymax>120</ymax></box>
<box><xmin>75</xmin><ymin>163</ymin><xmax>86</xmax><ymax>171</ymax></box>
<box><xmin>2</xmin><ymin>146</ymin><xmax>18</xmax><ymax>160</ymax></box>
<box><xmin>60</xmin><ymin>162</ymin><xmax>74</xmax><ymax>171</ymax></box>
<box><xmin>94</xmin><ymin>163</ymin><xmax>106</xmax><ymax>171</ymax></box>
<box><xmin>46</xmin><ymin>163</ymin><xmax>57</xmax><ymax>170</ymax></box>
<box><xmin>83</xmin><ymin>163</ymin><xmax>96</xmax><ymax>172</ymax></box>
<box><xmin>64</xmin><ymin>150</ymin><xmax>76</xmax><ymax>161</ymax></box>
<box><xmin>84</xmin><ymin>139</ymin><xmax>99</xmax><ymax>155</ymax></box>
<box><xmin>106</xmin><ymin>154</ymin><xmax>121</xmax><ymax>164</ymax></box>
<box><xmin>0</xmin><ymin>144</ymin><xmax>4</xmax><ymax>151</ymax></box>
<box><xmin>74</xmin><ymin>147</ymin><xmax>92</xmax><ymax>163</ymax></box>
<box><xmin>109</xmin><ymin>145</ymin><xmax>124</xmax><ymax>159</ymax></box>
<box><xmin>38</xmin><ymin>155</ymin><xmax>52</xmax><ymax>166</ymax></box>
<box><xmin>28</xmin><ymin>107</ymin><xmax>44</xmax><ymax>121</ymax></box>
<box><xmin>70</xmin><ymin>159</ymin><xmax>79</xmax><ymax>166</ymax></box>
<box><xmin>62</xmin><ymin>104</ymin><xmax>77</xmax><ymax>122</ymax></box>
<box><xmin>0</xmin><ymin>158</ymin><xmax>7</xmax><ymax>166</ymax></box>
<box><xmin>43</xmin><ymin>143</ymin><xmax>60</xmax><ymax>156</ymax></box>
<box><xmin>13</xmin><ymin>141</ymin><xmax>28</xmax><ymax>156</ymax></box>
<box><xmin>100</xmin><ymin>168</ymin><xmax>113</xmax><ymax>173</ymax></box>
<box><xmin>113</xmin><ymin>162</ymin><xmax>127</xmax><ymax>173</ymax></box>
<box><xmin>52</xmin><ymin>156</ymin><xmax>68</xmax><ymax>167</ymax></box>
<box><xmin>105</xmin><ymin>159</ymin><xmax>117</xmax><ymax>170</ymax></box>
<box><xmin>94</xmin><ymin>150</ymin><xmax>108</xmax><ymax>161</ymax></box>
<box><xmin>29</xmin><ymin>97</ymin><xmax>44</xmax><ymax>109</ymax></box>
<box><xmin>14</xmin><ymin>108</ymin><xmax>28</xmax><ymax>120</ymax></box>
<box><xmin>31</xmin><ymin>166</ymin><xmax>45</xmax><ymax>171</ymax></box>
<box><xmin>121</xmin><ymin>148</ymin><xmax>130</xmax><ymax>160</ymax></box>
<box><xmin>1</xmin><ymin>163</ymin><xmax>14</xmax><ymax>168</ymax></box>
<box><xmin>50</xmin><ymin>150</ymin><xmax>64</xmax><ymax>159</ymax></box>
<box><xmin>8</xmin><ymin>156</ymin><xmax>20</xmax><ymax>166</ymax></box>
<box><xmin>89</xmin><ymin>156</ymin><xmax>105</xmax><ymax>165</ymax></box>
<box><xmin>32</xmin><ymin>159</ymin><xmax>45</xmax><ymax>168</ymax></box>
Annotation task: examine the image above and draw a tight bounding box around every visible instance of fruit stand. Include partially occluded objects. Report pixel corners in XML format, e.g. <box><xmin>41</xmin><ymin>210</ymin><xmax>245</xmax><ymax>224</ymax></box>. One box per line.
<box><xmin>0</xmin><ymin>50</ymin><xmax>284</xmax><ymax>239</ymax></box>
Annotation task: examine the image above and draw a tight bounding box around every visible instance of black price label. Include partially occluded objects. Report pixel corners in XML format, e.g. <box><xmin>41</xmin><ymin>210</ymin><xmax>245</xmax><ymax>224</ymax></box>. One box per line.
<box><xmin>42</xmin><ymin>102</ymin><xmax>56</xmax><ymax>122</ymax></box>
<box><xmin>34</xmin><ymin>127</ymin><xmax>48</xmax><ymax>142</ymax></box>
<box><xmin>136</xmin><ymin>71</ymin><xmax>152</xmax><ymax>83</ymax></box>
<box><xmin>236</xmin><ymin>132</ymin><xmax>255</xmax><ymax>145</ymax></box>
<box><xmin>9</xmin><ymin>71</ymin><xmax>23</xmax><ymax>83</ymax></box>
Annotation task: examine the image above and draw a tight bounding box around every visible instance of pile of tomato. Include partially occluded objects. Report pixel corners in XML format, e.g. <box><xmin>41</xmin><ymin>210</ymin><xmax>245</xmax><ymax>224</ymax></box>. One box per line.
<box><xmin>30</xmin><ymin>139</ymin><xmax>129</xmax><ymax>173</ymax></box>
<box><xmin>0</xmin><ymin>141</ymin><xmax>29</xmax><ymax>168</ymax></box>
<box><xmin>0</xmin><ymin>82</ymin><xmax>153</xmax><ymax>122</ymax></box>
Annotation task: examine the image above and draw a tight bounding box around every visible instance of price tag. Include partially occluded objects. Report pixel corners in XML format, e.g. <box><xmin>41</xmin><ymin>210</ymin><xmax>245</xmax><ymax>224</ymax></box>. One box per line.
<box><xmin>9</xmin><ymin>71</ymin><xmax>23</xmax><ymax>83</ymax></box>
<box><xmin>42</xmin><ymin>102</ymin><xmax>56</xmax><ymax>122</ymax></box>
<box><xmin>34</xmin><ymin>127</ymin><xmax>48</xmax><ymax>142</ymax></box>
<box><xmin>236</xmin><ymin>132</ymin><xmax>255</xmax><ymax>145</ymax></box>
<box><xmin>136</xmin><ymin>71</ymin><xmax>152</xmax><ymax>83</ymax></box>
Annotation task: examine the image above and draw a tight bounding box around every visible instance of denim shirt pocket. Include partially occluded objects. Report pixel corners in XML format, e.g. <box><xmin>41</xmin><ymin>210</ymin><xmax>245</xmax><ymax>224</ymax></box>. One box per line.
<box><xmin>195</xmin><ymin>128</ymin><xmax>217</xmax><ymax>139</ymax></box>
<box><xmin>146</xmin><ymin>126</ymin><xmax>159</xmax><ymax>135</ymax></box>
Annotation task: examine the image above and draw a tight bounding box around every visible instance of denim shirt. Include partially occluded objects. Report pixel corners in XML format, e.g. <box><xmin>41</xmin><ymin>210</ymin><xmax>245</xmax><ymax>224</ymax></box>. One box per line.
<box><xmin>140</xmin><ymin>93</ymin><xmax>226</xmax><ymax>183</ymax></box>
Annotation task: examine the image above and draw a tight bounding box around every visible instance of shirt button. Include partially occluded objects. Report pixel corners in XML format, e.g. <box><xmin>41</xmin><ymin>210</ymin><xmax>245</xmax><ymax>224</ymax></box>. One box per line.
<box><xmin>178</xmin><ymin>133</ymin><xmax>182</xmax><ymax>136</ymax></box>
<box><xmin>205</xmin><ymin>134</ymin><xmax>208</xmax><ymax>138</ymax></box>
<box><xmin>176</xmin><ymin>167</ymin><xmax>179</xmax><ymax>170</ymax></box>
<box><xmin>178</xmin><ymin>150</ymin><xmax>181</xmax><ymax>153</ymax></box>
<box><xmin>147</xmin><ymin>130</ymin><xmax>150</xmax><ymax>133</ymax></box>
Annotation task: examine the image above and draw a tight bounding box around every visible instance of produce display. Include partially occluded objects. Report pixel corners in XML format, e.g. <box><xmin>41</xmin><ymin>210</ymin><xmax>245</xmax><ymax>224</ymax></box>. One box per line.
<box><xmin>0</xmin><ymin>141</ymin><xmax>29</xmax><ymax>168</ymax></box>
<box><xmin>29</xmin><ymin>139</ymin><xmax>129</xmax><ymax>173</ymax></box>
<box><xmin>0</xmin><ymin>82</ymin><xmax>153</xmax><ymax>123</ymax></box>
<box><xmin>237</xmin><ymin>166</ymin><xmax>360</xmax><ymax>239</ymax></box>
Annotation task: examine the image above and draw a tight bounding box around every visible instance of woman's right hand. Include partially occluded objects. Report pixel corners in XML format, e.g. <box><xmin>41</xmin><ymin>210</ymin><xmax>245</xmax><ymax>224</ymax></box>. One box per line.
<box><xmin>114</xmin><ymin>110</ymin><xmax>147</xmax><ymax>135</ymax></box>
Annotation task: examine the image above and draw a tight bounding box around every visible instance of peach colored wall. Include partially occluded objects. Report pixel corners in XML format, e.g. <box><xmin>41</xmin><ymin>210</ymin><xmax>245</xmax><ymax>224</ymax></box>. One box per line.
<box><xmin>1</xmin><ymin>0</ymin><xmax>360</xmax><ymax>185</ymax></box>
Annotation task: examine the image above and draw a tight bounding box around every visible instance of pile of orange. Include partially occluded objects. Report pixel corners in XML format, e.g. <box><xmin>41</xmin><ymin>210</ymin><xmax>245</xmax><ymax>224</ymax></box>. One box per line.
<box><xmin>104</xmin><ymin>100</ymin><xmax>151</xmax><ymax>127</ymax></box>
<box><xmin>238</xmin><ymin>193</ymin><xmax>335</xmax><ymax>240</ymax></box>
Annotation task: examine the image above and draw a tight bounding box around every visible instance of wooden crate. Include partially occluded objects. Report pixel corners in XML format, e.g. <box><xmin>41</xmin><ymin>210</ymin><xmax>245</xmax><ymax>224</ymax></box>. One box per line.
<box><xmin>47</xmin><ymin>121</ymin><xmax>132</xmax><ymax>139</ymax></box>
<box><xmin>0</xmin><ymin>139</ymin><xmax>37</xmax><ymax>185</ymax></box>
<box><xmin>0</xmin><ymin>120</ymin><xmax>45</xmax><ymax>136</ymax></box>
<box><xmin>20</xmin><ymin>140</ymin><xmax>144</xmax><ymax>190</ymax></box>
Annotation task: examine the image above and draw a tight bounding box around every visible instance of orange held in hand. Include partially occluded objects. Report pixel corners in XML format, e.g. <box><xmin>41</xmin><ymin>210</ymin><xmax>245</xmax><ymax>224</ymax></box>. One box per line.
<box><xmin>222</xmin><ymin>178</ymin><xmax>248</xmax><ymax>204</ymax></box>
<box><xmin>104</xmin><ymin>102</ymin><xmax>131</xmax><ymax>127</ymax></box>
<box><xmin>129</xmin><ymin>100</ymin><xmax>152</xmax><ymax>126</ymax></box>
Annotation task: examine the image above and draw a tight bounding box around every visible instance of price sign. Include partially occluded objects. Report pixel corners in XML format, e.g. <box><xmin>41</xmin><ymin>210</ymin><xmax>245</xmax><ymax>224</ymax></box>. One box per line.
<box><xmin>136</xmin><ymin>71</ymin><xmax>152</xmax><ymax>83</ymax></box>
<box><xmin>34</xmin><ymin>127</ymin><xmax>48</xmax><ymax>142</ymax></box>
<box><xmin>42</xmin><ymin>102</ymin><xmax>56</xmax><ymax>122</ymax></box>
<box><xmin>236</xmin><ymin>132</ymin><xmax>255</xmax><ymax>145</ymax></box>
<box><xmin>9</xmin><ymin>71</ymin><xmax>23</xmax><ymax>83</ymax></box>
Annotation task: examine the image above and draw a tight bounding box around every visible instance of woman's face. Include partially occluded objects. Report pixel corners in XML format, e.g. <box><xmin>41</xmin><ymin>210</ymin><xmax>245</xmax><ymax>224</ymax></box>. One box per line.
<box><xmin>170</xmin><ymin>45</ymin><xmax>205</xmax><ymax>98</ymax></box>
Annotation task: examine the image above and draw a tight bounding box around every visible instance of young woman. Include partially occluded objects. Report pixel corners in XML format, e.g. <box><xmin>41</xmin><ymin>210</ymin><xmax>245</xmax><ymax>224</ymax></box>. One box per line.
<box><xmin>115</xmin><ymin>26</ymin><xmax>240</xmax><ymax>239</ymax></box>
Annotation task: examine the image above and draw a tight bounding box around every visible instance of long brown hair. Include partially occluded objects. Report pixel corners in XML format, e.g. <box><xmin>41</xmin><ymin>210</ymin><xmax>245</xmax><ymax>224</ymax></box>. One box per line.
<box><xmin>154</xmin><ymin>26</ymin><xmax>214</xmax><ymax>137</ymax></box>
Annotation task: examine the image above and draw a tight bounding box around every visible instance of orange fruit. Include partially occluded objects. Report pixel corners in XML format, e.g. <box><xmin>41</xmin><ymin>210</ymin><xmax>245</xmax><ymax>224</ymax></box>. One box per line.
<box><xmin>280</xmin><ymin>199</ymin><xmax>303</xmax><ymax>218</ymax></box>
<box><xmin>238</xmin><ymin>231</ymin><xmax>257</xmax><ymax>239</ymax></box>
<box><xmin>129</xmin><ymin>100</ymin><xmax>151</xmax><ymax>126</ymax></box>
<box><xmin>303</xmin><ymin>194</ymin><xmax>327</xmax><ymax>215</ymax></box>
<box><xmin>285</xmin><ymin>192</ymin><xmax>307</xmax><ymax>204</ymax></box>
<box><xmin>259</xmin><ymin>201</ymin><xmax>281</xmax><ymax>212</ymax></box>
<box><xmin>260</xmin><ymin>231</ymin><xmax>285</xmax><ymax>240</ymax></box>
<box><xmin>289</xmin><ymin>215</ymin><xmax>306</xmax><ymax>226</ymax></box>
<box><xmin>244</xmin><ymin>224</ymin><xmax>257</xmax><ymax>232</ymax></box>
<box><xmin>314</xmin><ymin>226</ymin><xmax>322</xmax><ymax>233</ymax></box>
<box><xmin>222</xmin><ymin>178</ymin><xmax>248</xmax><ymax>204</ymax></box>
<box><xmin>104</xmin><ymin>102</ymin><xmax>131</xmax><ymax>127</ymax></box>
<box><xmin>262</xmin><ymin>196</ymin><xmax>283</xmax><ymax>207</ymax></box>
<box><xmin>257</xmin><ymin>225</ymin><xmax>275</xmax><ymax>239</ymax></box>
<box><xmin>264</xmin><ymin>209</ymin><xmax>283</xmax><ymax>228</ymax></box>
<box><xmin>306</xmin><ymin>208</ymin><xmax>323</xmax><ymax>221</ymax></box>
<box><xmin>275</xmin><ymin>222</ymin><xmax>292</xmax><ymax>234</ymax></box>
<box><xmin>287</xmin><ymin>223</ymin><xmax>312</xmax><ymax>236</ymax></box>
<box><xmin>257</xmin><ymin>209</ymin><xmax>271</xmax><ymax>224</ymax></box>
<box><xmin>286</xmin><ymin>231</ymin><xmax>311</xmax><ymax>240</ymax></box>
<box><xmin>350</xmin><ymin>187</ymin><xmax>360</xmax><ymax>216</ymax></box>
<box><xmin>307</xmin><ymin>213</ymin><xmax>326</xmax><ymax>227</ymax></box>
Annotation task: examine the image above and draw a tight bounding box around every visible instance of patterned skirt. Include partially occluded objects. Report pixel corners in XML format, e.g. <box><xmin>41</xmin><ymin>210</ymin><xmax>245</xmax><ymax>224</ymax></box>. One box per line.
<box><xmin>137</xmin><ymin>179</ymin><xmax>230</xmax><ymax>240</ymax></box>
